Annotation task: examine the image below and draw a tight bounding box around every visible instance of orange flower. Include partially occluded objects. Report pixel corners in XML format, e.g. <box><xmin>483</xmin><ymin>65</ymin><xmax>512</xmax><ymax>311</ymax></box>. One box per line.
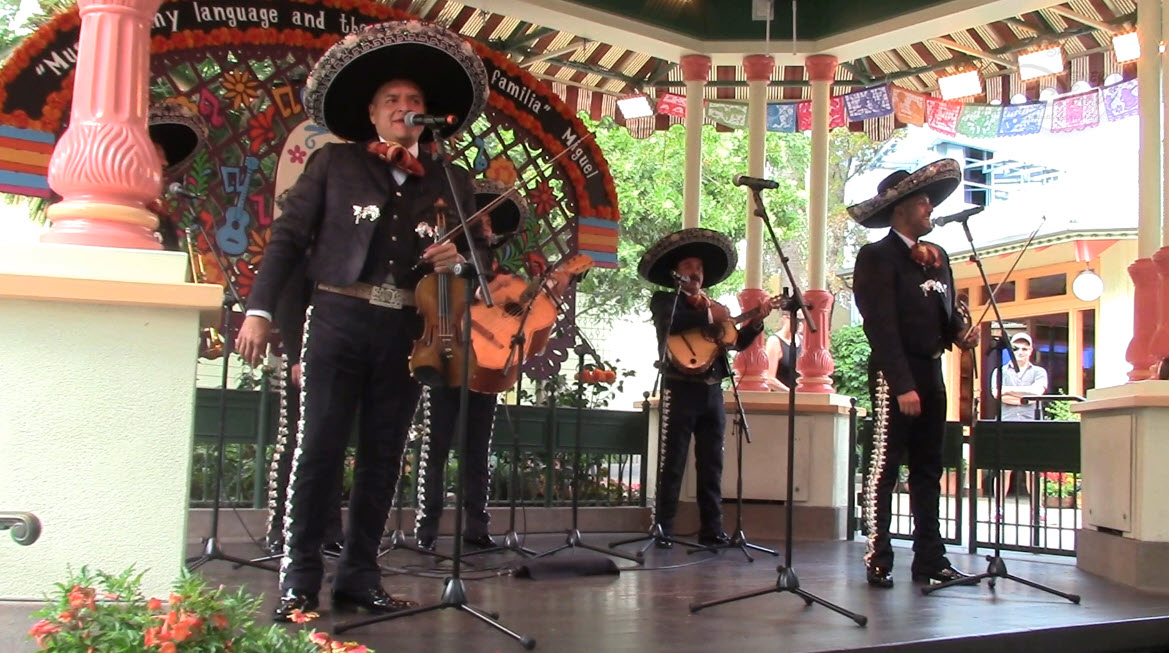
<box><xmin>222</xmin><ymin>69</ymin><xmax>260</xmax><ymax>109</ymax></box>
<box><xmin>309</xmin><ymin>631</ymin><xmax>332</xmax><ymax>646</ymax></box>
<box><xmin>67</xmin><ymin>585</ymin><xmax>96</xmax><ymax>610</ymax></box>
<box><xmin>147</xmin><ymin>597</ymin><xmax>162</xmax><ymax>611</ymax></box>
<box><xmin>168</xmin><ymin>592</ymin><xmax>183</xmax><ymax>606</ymax></box>
<box><xmin>246</xmin><ymin>105</ymin><xmax>278</xmax><ymax>155</ymax></box>
<box><xmin>159</xmin><ymin>642</ymin><xmax>177</xmax><ymax>653</ymax></box>
<box><xmin>210</xmin><ymin>613</ymin><xmax>229</xmax><ymax>629</ymax></box>
<box><xmin>485</xmin><ymin>156</ymin><xmax>518</xmax><ymax>185</ymax></box>
<box><xmin>289</xmin><ymin>609</ymin><xmax>319</xmax><ymax>624</ymax></box>
<box><xmin>28</xmin><ymin>619</ymin><xmax>60</xmax><ymax>647</ymax></box>
<box><xmin>169</xmin><ymin>613</ymin><xmax>202</xmax><ymax>642</ymax></box>
<box><xmin>143</xmin><ymin>625</ymin><xmax>167</xmax><ymax>647</ymax></box>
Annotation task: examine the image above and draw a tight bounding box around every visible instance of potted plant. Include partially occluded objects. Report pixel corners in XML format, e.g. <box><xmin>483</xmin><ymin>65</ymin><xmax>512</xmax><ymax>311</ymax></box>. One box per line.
<box><xmin>28</xmin><ymin>567</ymin><xmax>371</xmax><ymax>652</ymax></box>
<box><xmin>1041</xmin><ymin>472</ymin><xmax>1079</xmax><ymax>508</ymax></box>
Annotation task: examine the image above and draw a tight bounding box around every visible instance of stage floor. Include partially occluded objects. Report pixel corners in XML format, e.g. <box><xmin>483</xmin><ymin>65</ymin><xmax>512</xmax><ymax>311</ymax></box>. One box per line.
<box><xmin>4</xmin><ymin>535</ymin><xmax>1169</xmax><ymax>652</ymax></box>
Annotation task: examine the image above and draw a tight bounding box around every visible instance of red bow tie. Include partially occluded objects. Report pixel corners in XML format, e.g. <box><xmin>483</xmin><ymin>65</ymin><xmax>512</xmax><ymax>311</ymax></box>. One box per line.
<box><xmin>367</xmin><ymin>141</ymin><xmax>425</xmax><ymax>178</ymax></box>
<box><xmin>909</xmin><ymin>242</ymin><xmax>943</xmax><ymax>269</ymax></box>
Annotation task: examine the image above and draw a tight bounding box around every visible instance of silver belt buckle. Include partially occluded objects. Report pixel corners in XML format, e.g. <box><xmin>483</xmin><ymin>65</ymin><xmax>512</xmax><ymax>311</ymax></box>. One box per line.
<box><xmin>369</xmin><ymin>284</ymin><xmax>406</xmax><ymax>309</ymax></box>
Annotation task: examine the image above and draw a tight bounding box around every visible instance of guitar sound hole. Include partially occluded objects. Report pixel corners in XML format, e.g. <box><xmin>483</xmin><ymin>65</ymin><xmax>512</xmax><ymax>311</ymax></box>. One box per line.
<box><xmin>504</xmin><ymin>302</ymin><xmax>524</xmax><ymax>317</ymax></box>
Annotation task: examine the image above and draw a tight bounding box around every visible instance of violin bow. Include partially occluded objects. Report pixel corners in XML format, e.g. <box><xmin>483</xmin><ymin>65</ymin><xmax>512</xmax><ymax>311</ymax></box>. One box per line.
<box><xmin>966</xmin><ymin>216</ymin><xmax>1047</xmax><ymax>335</ymax></box>
<box><xmin>428</xmin><ymin>133</ymin><xmax>597</xmax><ymax>248</ymax></box>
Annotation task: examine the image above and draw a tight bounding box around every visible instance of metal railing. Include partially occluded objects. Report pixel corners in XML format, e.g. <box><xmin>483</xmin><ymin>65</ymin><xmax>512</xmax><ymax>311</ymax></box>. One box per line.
<box><xmin>189</xmin><ymin>388</ymin><xmax>648</xmax><ymax>509</ymax></box>
<box><xmin>0</xmin><ymin>511</ymin><xmax>41</xmax><ymax>546</ymax></box>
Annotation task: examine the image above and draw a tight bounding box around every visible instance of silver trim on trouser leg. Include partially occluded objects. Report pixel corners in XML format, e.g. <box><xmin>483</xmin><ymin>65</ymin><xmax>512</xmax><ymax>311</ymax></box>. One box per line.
<box><xmin>863</xmin><ymin>371</ymin><xmax>892</xmax><ymax>565</ymax></box>
<box><xmin>411</xmin><ymin>387</ymin><xmax>433</xmax><ymax>536</ymax></box>
<box><xmin>652</xmin><ymin>388</ymin><xmax>671</xmax><ymax>525</ymax></box>
<box><xmin>263</xmin><ymin>355</ymin><xmax>291</xmax><ymax>545</ymax></box>
<box><xmin>279</xmin><ymin>304</ymin><xmax>314</xmax><ymax>588</ymax></box>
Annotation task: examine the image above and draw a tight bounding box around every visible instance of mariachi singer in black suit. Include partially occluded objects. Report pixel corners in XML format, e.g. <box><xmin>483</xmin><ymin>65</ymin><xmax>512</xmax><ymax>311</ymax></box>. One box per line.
<box><xmin>235</xmin><ymin>20</ymin><xmax>491</xmax><ymax>620</ymax></box>
<box><xmin>639</xmin><ymin>228</ymin><xmax>772</xmax><ymax>548</ymax></box>
<box><xmin>849</xmin><ymin>159</ymin><xmax>979</xmax><ymax>588</ymax></box>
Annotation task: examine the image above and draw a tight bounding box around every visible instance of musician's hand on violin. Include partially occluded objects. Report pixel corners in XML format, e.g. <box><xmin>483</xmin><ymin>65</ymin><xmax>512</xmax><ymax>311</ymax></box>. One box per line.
<box><xmin>896</xmin><ymin>390</ymin><xmax>922</xmax><ymax>417</ymax></box>
<box><xmin>236</xmin><ymin>315</ymin><xmax>271</xmax><ymax>367</ymax></box>
<box><xmin>958</xmin><ymin>328</ymin><xmax>980</xmax><ymax>351</ymax></box>
<box><xmin>709</xmin><ymin>303</ymin><xmax>732</xmax><ymax>322</ymax></box>
<box><xmin>422</xmin><ymin>241</ymin><xmax>464</xmax><ymax>272</ymax></box>
<box><xmin>756</xmin><ymin>293</ymin><xmax>775</xmax><ymax>319</ymax></box>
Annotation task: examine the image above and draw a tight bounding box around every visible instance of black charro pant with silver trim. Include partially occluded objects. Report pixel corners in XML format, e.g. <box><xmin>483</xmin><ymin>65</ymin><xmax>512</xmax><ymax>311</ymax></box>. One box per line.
<box><xmin>280</xmin><ymin>291</ymin><xmax>422</xmax><ymax>594</ymax></box>
<box><xmin>414</xmin><ymin>387</ymin><xmax>496</xmax><ymax>540</ymax></box>
<box><xmin>657</xmin><ymin>377</ymin><xmax>725</xmax><ymax>538</ymax></box>
<box><xmin>866</xmin><ymin>356</ymin><xmax>951</xmax><ymax>574</ymax></box>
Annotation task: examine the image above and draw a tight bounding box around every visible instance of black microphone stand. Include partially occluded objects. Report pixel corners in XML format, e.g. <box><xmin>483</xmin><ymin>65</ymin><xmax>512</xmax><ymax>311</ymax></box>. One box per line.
<box><xmin>181</xmin><ymin>218</ymin><xmax>277</xmax><ymax>574</ymax></box>
<box><xmin>691</xmin><ymin>187</ymin><xmax>867</xmax><ymax>626</ymax></box>
<box><xmin>609</xmin><ymin>280</ymin><xmax>704</xmax><ymax>556</ymax></box>
<box><xmin>336</xmin><ymin>132</ymin><xmax>534</xmax><ymax>649</ymax></box>
<box><xmin>533</xmin><ymin>325</ymin><xmax>641</xmax><ymax>564</ymax></box>
<box><xmin>688</xmin><ymin>315</ymin><xmax>778</xmax><ymax>561</ymax></box>
<box><xmin>922</xmin><ymin>220</ymin><xmax>1079</xmax><ymax>603</ymax></box>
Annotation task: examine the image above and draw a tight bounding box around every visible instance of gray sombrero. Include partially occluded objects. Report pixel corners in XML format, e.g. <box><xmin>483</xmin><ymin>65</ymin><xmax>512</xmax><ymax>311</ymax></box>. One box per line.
<box><xmin>638</xmin><ymin>228</ymin><xmax>737</xmax><ymax>289</ymax></box>
<box><xmin>304</xmin><ymin>20</ymin><xmax>488</xmax><ymax>143</ymax></box>
<box><xmin>148</xmin><ymin>103</ymin><xmax>208</xmax><ymax>174</ymax></box>
<box><xmin>846</xmin><ymin>158</ymin><xmax>961</xmax><ymax>229</ymax></box>
<box><xmin>473</xmin><ymin>178</ymin><xmax>528</xmax><ymax>249</ymax></box>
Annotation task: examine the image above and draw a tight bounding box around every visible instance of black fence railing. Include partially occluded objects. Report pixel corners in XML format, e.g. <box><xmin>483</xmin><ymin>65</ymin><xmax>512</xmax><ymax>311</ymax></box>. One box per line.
<box><xmin>189</xmin><ymin>388</ymin><xmax>648</xmax><ymax>510</ymax></box>
<box><xmin>855</xmin><ymin>417</ymin><xmax>1081</xmax><ymax>556</ymax></box>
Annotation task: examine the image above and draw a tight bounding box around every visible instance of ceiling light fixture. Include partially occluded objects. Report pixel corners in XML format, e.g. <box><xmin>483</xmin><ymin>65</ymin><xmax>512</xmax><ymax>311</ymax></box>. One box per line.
<box><xmin>617</xmin><ymin>94</ymin><xmax>654</xmax><ymax>119</ymax></box>
<box><xmin>1018</xmin><ymin>47</ymin><xmax>1064</xmax><ymax>81</ymax></box>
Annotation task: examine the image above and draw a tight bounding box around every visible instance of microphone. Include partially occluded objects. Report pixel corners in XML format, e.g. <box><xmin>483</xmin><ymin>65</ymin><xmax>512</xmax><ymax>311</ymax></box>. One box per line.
<box><xmin>167</xmin><ymin>182</ymin><xmax>204</xmax><ymax>201</ymax></box>
<box><xmin>670</xmin><ymin>271</ymin><xmax>691</xmax><ymax>285</ymax></box>
<box><xmin>403</xmin><ymin>112</ymin><xmax>458</xmax><ymax>128</ymax></box>
<box><xmin>931</xmin><ymin>206</ymin><xmax>985</xmax><ymax>227</ymax></box>
<box><xmin>732</xmin><ymin>174</ymin><xmax>779</xmax><ymax>190</ymax></box>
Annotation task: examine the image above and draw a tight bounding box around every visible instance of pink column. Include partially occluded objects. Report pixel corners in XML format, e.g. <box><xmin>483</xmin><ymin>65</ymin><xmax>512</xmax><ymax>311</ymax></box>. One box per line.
<box><xmin>1127</xmin><ymin>258</ymin><xmax>1159</xmax><ymax>381</ymax></box>
<box><xmin>1146</xmin><ymin>247</ymin><xmax>1169</xmax><ymax>373</ymax></box>
<box><xmin>732</xmin><ymin>54</ymin><xmax>777</xmax><ymax>392</ymax></box>
<box><xmin>42</xmin><ymin>0</ymin><xmax>164</xmax><ymax>250</ymax></box>
<box><xmin>795</xmin><ymin>54</ymin><xmax>839</xmax><ymax>394</ymax></box>
<box><xmin>733</xmin><ymin>288</ymin><xmax>771</xmax><ymax>391</ymax></box>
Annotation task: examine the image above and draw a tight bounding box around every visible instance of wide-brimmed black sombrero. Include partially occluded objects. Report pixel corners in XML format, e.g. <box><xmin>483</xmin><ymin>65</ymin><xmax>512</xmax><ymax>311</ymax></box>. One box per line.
<box><xmin>304</xmin><ymin>20</ymin><xmax>488</xmax><ymax>143</ymax></box>
<box><xmin>638</xmin><ymin>228</ymin><xmax>737</xmax><ymax>289</ymax></box>
<box><xmin>473</xmin><ymin>178</ymin><xmax>528</xmax><ymax>249</ymax></box>
<box><xmin>847</xmin><ymin>158</ymin><xmax>961</xmax><ymax>229</ymax></box>
<box><xmin>148</xmin><ymin>103</ymin><xmax>208</xmax><ymax>174</ymax></box>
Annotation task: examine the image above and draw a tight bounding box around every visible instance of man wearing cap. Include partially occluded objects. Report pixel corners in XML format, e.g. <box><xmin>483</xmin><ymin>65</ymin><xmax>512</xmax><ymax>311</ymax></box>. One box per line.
<box><xmin>639</xmin><ymin>228</ymin><xmax>772</xmax><ymax>548</ymax></box>
<box><xmin>990</xmin><ymin>333</ymin><xmax>1049</xmax><ymax>421</ymax></box>
<box><xmin>849</xmin><ymin>159</ymin><xmax>979</xmax><ymax>588</ymax></box>
<box><xmin>235</xmin><ymin>21</ymin><xmax>490</xmax><ymax>620</ymax></box>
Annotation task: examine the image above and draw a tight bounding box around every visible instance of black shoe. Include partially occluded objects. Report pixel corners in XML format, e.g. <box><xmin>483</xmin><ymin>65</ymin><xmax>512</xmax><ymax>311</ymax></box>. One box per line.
<box><xmin>331</xmin><ymin>586</ymin><xmax>417</xmax><ymax>614</ymax></box>
<box><xmin>417</xmin><ymin>536</ymin><xmax>437</xmax><ymax>552</ymax></box>
<box><xmin>272</xmin><ymin>589</ymin><xmax>319</xmax><ymax>622</ymax></box>
<box><xmin>321</xmin><ymin>541</ymin><xmax>343</xmax><ymax>557</ymax></box>
<box><xmin>654</xmin><ymin>537</ymin><xmax>673</xmax><ymax>549</ymax></box>
<box><xmin>463</xmin><ymin>534</ymin><xmax>498</xmax><ymax>549</ymax></box>
<box><xmin>698</xmin><ymin>532</ymin><xmax>732</xmax><ymax>547</ymax></box>
<box><xmin>866</xmin><ymin>565</ymin><xmax>894</xmax><ymax>589</ymax></box>
<box><xmin>912</xmin><ymin>565</ymin><xmax>976</xmax><ymax>584</ymax></box>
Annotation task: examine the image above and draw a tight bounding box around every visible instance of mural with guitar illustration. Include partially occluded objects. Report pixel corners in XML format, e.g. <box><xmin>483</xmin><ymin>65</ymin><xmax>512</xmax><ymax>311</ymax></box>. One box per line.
<box><xmin>0</xmin><ymin>0</ymin><xmax>621</xmax><ymax>379</ymax></box>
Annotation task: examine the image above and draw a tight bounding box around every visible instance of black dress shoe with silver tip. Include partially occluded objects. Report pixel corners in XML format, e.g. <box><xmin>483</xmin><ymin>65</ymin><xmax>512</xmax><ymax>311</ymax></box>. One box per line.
<box><xmin>331</xmin><ymin>586</ymin><xmax>417</xmax><ymax>614</ymax></box>
<box><xmin>912</xmin><ymin>565</ymin><xmax>976</xmax><ymax>584</ymax></box>
<box><xmin>272</xmin><ymin>589</ymin><xmax>319</xmax><ymax>622</ymax></box>
<box><xmin>463</xmin><ymin>534</ymin><xmax>498</xmax><ymax>549</ymax></box>
<box><xmin>417</xmin><ymin>536</ymin><xmax>437</xmax><ymax>552</ymax></box>
<box><xmin>654</xmin><ymin>537</ymin><xmax>673</xmax><ymax>549</ymax></box>
<box><xmin>866</xmin><ymin>566</ymin><xmax>894</xmax><ymax>588</ymax></box>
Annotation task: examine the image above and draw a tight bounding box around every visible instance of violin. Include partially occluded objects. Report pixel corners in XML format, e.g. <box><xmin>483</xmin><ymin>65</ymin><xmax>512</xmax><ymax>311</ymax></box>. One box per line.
<box><xmin>956</xmin><ymin>295</ymin><xmax>976</xmax><ymax>425</ymax></box>
<box><xmin>409</xmin><ymin>199</ymin><xmax>478</xmax><ymax>388</ymax></box>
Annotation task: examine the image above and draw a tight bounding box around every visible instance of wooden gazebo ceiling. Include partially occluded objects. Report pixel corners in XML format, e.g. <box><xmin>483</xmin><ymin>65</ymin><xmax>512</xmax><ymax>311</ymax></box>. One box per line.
<box><xmin>385</xmin><ymin>0</ymin><xmax>1136</xmax><ymax>123</ymax></box>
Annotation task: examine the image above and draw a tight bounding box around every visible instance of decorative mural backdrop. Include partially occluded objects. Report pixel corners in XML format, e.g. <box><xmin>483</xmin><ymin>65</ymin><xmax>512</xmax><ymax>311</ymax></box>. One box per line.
<box><xmin>0</xmin><ymin>0</ymin><xmax>621</xmax><ymax>380</ymax></box>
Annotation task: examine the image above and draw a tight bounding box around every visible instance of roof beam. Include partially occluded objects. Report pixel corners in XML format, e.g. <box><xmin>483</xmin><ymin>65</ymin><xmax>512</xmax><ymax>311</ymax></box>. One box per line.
<box><xmin>529</xmin><ymin>71</ymin><xmax>624</xmax><ymax>97</ymax></box>
<box><xmin>1045</xmin><ymin>5</ymin><xmax>1114</xmax><ymax>32</ymax></box>
<box><xmin>407</xmin><ymin>0</ymin><xmax>440</xmax><ymax>20</ymax></box>
<box><xmin>930</xmin><ymin>37</ymin><xmax>1017</xmax><ymax>68</ymax></box>
<box><xmin>519</xmin><ymin>40</ymin><xmax>590</xmax><ymax>68</ymax></box>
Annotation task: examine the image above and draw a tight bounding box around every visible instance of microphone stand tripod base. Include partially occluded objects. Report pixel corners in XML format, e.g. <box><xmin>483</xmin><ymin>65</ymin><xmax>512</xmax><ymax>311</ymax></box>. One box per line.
<box><xmin>688</xmin><ymin>529</ymin><xmax>777</xmax><ymax>562</ymax></box>
<box><xmin>608</xmin><ymin>523</ymin><xmax>702</xmax><ymax>559</ymax></box>
<box><xmin>690</xmin><ymin>566</ymin><xmax>867</xmax><ymax>626</ymax></box>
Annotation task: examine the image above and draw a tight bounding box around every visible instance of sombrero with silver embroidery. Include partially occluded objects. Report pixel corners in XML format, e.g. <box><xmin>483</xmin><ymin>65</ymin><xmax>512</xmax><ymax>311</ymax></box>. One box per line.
<box><xmin>148</xmin><ymin>103</ymin><xmax>208</xmax><ymax>174</ymax></box>
<box><xmin>304</xmin><ymin>20</ymin><xmax>488</xmax><ymax>143</ymax></box>
<box><xmin>638</xmin><ymin>228</ymin><xmax>737</xmax><ymax>289</ymax></box>
<box><xmin>847</xmin><ymin>159</ymin><xmax>961</xmax><ymax>229</ymax></box>
<box><xmin>473</xmin><ymin>178</ymin><xmax>528</xmax><ymax>249</ymax></box>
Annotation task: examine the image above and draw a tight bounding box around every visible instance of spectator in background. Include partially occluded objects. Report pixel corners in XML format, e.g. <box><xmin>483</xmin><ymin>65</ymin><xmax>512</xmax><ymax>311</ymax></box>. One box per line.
<box><xmin>990</xmin><ymin>333</ymin><xmax>1049</xmax><ymax>420</ymax></box>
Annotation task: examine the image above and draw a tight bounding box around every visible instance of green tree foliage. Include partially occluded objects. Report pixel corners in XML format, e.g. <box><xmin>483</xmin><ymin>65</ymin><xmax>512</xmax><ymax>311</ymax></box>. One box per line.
<box><xmin>830</xmin><ymin>323</ymin><xmax>871</xmax><ymax>410</ymax></box>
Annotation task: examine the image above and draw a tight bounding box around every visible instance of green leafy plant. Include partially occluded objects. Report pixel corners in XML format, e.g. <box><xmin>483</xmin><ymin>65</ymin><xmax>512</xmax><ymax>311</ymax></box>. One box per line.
<box><xmin>28</xmin><ymin>567</ymin><xmax>372</xmax><ymax>652</ymax></box>
<box><xmin>830</xmin><ymin>324</ymin><xmax>871</xmax><ymax>412</ymax></box>
<box><xmin>1041</xmin><ymin>472</ymin><xmax>1079</xmax><ymax>497</ymax></box>
<box><xmin>1044</xmin><ymin>390</ymin><xmax>1081</xmax><ymax>421</ymax></box>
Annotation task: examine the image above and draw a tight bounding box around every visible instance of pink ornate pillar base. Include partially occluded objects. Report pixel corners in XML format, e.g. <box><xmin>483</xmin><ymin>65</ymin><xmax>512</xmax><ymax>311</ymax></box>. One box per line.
<box><xmin>1147</xmin><ymin>247</ymin><xmax>1169</xmax><ymax>372</ymax></box>
<box><xmin>733</xmin><ymin>288</ymin><xmax>770</xmax><ymax>391</ymax></box>
<box><xmin>1127</xmin><ymin>257</ymin><xmax>1159</xmax><ymax>381</ymax></box>
<box><xmin>796</xmin><ymin>289</ymin><xmax>835</xmax><ymax>393</ymax></box>
<box><xmin>43</xmin><ymin>0</ymin><xmax>164</xmax><ymax>249</ymax></box>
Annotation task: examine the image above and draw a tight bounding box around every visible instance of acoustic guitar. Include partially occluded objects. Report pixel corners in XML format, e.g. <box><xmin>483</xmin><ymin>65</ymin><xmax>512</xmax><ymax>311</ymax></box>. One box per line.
<box><xmin>666</xmin><ymin>295</ymin><xmax>782</xmax><ymax>375</ymax></box>
<box><xmin>468</xmin><ymin>253</ymin><xmax>594</xmax><ymax>393</ymax></box>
